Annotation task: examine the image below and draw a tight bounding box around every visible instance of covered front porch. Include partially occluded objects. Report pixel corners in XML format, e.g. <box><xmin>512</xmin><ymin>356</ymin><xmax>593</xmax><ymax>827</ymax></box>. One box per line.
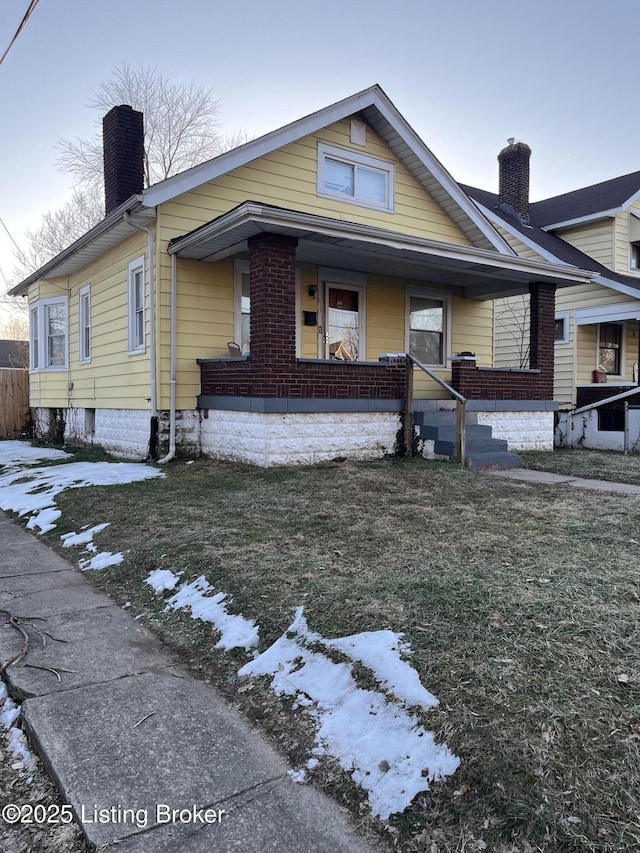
<box><xmin>168</xmin><ymin>203</ymin><xmax>594</xmax><ymax>465</ymax></box>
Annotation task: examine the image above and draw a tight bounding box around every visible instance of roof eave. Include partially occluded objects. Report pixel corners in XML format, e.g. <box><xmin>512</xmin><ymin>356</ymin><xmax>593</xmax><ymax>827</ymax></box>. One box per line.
<box><xmin>8</xmin><ymin>196</ymin><xmax>154</xmax><ymax>296</ymax></box>
<box><xmin>144</xmin><ymin>84</ymin><xmax>513</xmax><ymax>256</ymax></box>
<box><xmin>540</xmin><ymin>208</ymin><xmax>620</xmax><ymax>231</ymax></box>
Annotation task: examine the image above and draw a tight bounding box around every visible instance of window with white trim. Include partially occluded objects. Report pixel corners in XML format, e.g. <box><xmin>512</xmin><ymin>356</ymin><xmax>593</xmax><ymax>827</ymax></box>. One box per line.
<box><xmin>29</xmin><ymin>297</ymin><xmax>68</xmax><ymax>370</ymax></box>
<box><xmin>629</xmin><ymin>213</ymin><xmax>640</xmax><ymax>271</ymax></box>
<box><xmin>598</xmin><ymin>322</ymin><xmax>623</xmax><ymax>376</ymax></box>
<box><xmin>554</xmin><ymin>312</ymin><xmax>569</xmax><ymax>345</ymax></box>
<box><xmin>79</xmin><ymin>285</ymin><xmax>91</xmax><ymax>363</ymax></box>
<box><xmin>317</xmin><ymin>143</ymin><xmax>395</xmax><ymax>212</ymax></box>
<box><xmin>406</xmin><ymin>287</ymin><xmax>451</xmax><ymax>368</ymax></box>
<box><xmin>233</xmin><ymin>259</ymin><xmax>250</xmax><ymax>353</ymax></box>
<box><xmin>128</xmin><ymin>256</ymin><xmax>145</xmax><ymax>353</ymax></box>
<box><xmin>30</xmin><ymin>306</ymin><xmax>39</xmax><ymax>369</ymax></box>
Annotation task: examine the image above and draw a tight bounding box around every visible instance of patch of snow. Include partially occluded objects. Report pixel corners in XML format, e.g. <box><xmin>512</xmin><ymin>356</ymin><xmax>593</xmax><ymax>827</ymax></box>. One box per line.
<box><xmin>0</xmin><ymin>682</ymin><xmax>32</xmax><ymax>769</ymax></box>
<box><xmin>288</xmin><ymin>768</ymin><xmax>306</xmax><ymax>783</ymax></box>
<box><xmin>323</xmin><ymin>630</ymin><xmax>438</xmax><ymax>710</ymax></box>
<box><xmin>239</xmin><ymin>608</ymin><xmax>459</xmax><ymax>821</ymax></box>
<box><xmin>79</xmin><ymin>552</ymin><xmax>124</xmax><ymax>571</ymax></box>
<box><xmin>61</xmin><ymin>522</ymin><xmax>110</xmax><ymax>548</ymax></box>
<box><xmin>146</xmin><ymin>569</ymin><xmax>181</xmax><ymax>593</ymax></box>
<box><xmin>166</xmin><ymin>576</ymin><xmax>259</xmax><ymax>651</ymax></box>
<box><xmin>0</xmin><ymin>453</ymin><xmax>164</xmax><ymax>534</ymax></box>
<box><xmin>0</xmin><ymin>441</ymin><xmax>69</xmax><ymax>471</ymax></box>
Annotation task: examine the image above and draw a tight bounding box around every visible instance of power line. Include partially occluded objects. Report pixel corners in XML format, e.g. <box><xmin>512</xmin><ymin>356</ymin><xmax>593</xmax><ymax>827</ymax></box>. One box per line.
<box><xmin>0</xmin><ymin>0</ymin><xmax>42</xmax><ymax>69</ymax></box>
<box><xmin>0</xmin><ymin>216</ymin><xmax>28</xmax><ymax>267</ymax></box>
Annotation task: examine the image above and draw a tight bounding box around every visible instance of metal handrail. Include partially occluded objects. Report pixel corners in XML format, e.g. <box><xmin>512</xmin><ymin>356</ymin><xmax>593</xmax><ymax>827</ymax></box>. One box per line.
<box><xmin>405</xmin><ymin>354</ymin><xmax>467</xmax><ymax>466</ymax></box>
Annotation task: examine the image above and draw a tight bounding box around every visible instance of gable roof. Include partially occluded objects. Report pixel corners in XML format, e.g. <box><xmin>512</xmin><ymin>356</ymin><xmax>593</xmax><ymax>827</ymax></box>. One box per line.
<box><xmin>0</xmin><ymin>339</ymin><xmax>28</xmax><ymax>368</ymax></box>
<box><xmin>9</xmin><ymin>85</ymin><xmax>519</xmax><ymax>298</ymax></box>
<box><xmin>462</xmin><ymin>184</ymin><xmax>640</xmax><ymax>298</ymax></box>
<box><xmin>529</xmin><ymin>171</ymin><xmax>640</xmax><ymax>229</ymax></box>
<box><xmin>143</xmin><ymin>84</ymin><xmax>513</xmax><ymax>255</ymax></box>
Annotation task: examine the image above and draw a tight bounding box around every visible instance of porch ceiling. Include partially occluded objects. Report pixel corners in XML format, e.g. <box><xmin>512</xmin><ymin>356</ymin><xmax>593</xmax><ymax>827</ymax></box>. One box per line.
<box><xmin>168</xmin><ymin>203</ymin><xmax>596</xmax><ymax>300</ymax></box>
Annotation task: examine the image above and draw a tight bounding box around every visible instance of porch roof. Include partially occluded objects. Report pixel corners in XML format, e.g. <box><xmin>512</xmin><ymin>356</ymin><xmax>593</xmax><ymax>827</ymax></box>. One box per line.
<box><xmin>168</xmin><ymin>202</ymin><xmax>596</xmax><ymax>300</ymax></box>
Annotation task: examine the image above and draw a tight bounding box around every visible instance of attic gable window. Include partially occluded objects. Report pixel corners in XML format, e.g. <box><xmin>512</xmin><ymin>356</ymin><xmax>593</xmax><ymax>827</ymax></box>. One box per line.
<box><xmin>317</xmin><ymin>143</ymin><xmax>395</xmax><ymax>212</ymax></box>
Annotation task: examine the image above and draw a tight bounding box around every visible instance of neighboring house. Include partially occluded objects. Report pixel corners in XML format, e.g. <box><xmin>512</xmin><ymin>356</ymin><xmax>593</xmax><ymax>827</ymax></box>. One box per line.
<box><xmin>0</xmin><ymin>339</ymin><xmax>29</xmax><ymax>369</ymax></box>
<box><xmin>464</xmin><ymin>143</ymin><xmax>640</xmax><ymax>451</ymax></box>
<box><xmin>9</xmin><ymin>86</ymin><xmax>595</xmax><ymax>466</ymax></box>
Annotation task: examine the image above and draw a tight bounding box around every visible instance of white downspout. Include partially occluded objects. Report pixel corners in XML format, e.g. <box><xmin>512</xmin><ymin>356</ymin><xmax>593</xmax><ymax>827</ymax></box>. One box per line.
<box><xmin>124</xmin><ymin>213</ymin><xmax>157</xmax><ymax>419</ymax></box>
<box><xmin>157</xmin><ymin>251</ymin><xmax>176</xmax><ymax>463</ymax></box>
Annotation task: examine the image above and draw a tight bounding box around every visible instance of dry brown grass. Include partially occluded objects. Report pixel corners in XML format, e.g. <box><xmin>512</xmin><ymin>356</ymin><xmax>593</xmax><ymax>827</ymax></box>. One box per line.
<box><xmin>21</xmin><ymin>454</ymin><xmax>640</xmax><ymax>852</ymax></box>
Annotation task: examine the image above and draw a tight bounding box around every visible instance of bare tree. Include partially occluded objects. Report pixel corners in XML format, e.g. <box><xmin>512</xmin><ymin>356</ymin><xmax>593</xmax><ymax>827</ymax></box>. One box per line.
<box><xmin>494</xmin><ymin>294</ymin><xmax>530</xmax><ymax>369</ymax></box>
<box><xmin>8</xmin><ymin>62</ymin><xmax>247</xmax><ymax>286</ymax></box>
<box><xmin>56</xmin><ymin>61</ymin><xmax>227</xmax><ymax>192</ymax></box>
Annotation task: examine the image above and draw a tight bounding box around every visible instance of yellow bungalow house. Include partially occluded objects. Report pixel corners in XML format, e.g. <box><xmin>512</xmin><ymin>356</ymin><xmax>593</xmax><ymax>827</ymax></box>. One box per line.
<box><xmin>465</xmin><ymin>142</ymin><xmax>640</xmax><ymax>451</ymax></box>
<box><xmin>9</xmin><ymin>86</ymin><xmax>595</xmax><ymax>466</ymax></box>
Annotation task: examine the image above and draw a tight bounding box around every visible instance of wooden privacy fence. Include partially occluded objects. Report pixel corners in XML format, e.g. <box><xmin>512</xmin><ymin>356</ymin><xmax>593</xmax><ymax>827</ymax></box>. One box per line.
<box><xmin>0</xmin><ymin>369</ymin><xmax>30</xmax><ymax>440</ymax></box>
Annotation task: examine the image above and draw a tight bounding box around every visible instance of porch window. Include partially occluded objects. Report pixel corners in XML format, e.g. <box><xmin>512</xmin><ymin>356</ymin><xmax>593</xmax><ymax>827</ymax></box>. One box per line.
<box><xmin>30</xmin><ymin>306</ymin><xmax>39</xmax><ymax>369</ymax></box>
<box><xmin>127</xmin><ymin>256</ymin><xmax>145</xmax><ymax>354</ymax></box>
<box><xmin>407</xmin><ymin>291</ymin><xmax>448</xmax><ymax>367</ymax></box>
<box><xmin>598</xmin><ymin>323</ymin><xmax>622</xmax><ymax>376</ymax></box>
<box><xmin>317</xmin><ymin>143</ymin><xmax>395</xmax><ymax>212</ymax></box>
<box><xmin>234</xmin><ymin>260</ymin><xmax>250</xmax><ymax>353</ymax></box>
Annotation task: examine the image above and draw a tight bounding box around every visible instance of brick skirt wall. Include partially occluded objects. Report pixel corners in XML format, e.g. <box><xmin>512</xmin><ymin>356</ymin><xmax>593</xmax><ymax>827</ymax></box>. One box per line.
<box><xmin>452</xmin><ymin>361</ymin><xmax>549</xmax><ymax>400</ymax></box>
<box><xmin>198</xmin><ymin>358</ymin><xmax>406</xmax><ymax>401</ymax></box>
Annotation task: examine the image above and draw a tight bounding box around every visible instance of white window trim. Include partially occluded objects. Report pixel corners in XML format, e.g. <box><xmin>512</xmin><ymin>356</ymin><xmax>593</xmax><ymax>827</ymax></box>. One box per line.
<box><xmin>29</xmin><ymin>305</ymin><xmax>39</xmax><ymax>370</ymax></box>
<box><xmin>317</xmin><ymin>142</ymin><xmax>395</xmax><ymax>213</ymax></box>
<box><xmin>79</xmin><ymin>284</ymin><xmax>91</xmax><ymax>364</ymax></box>
<box><xmin>318</xmin><ymin>271</ymin><xmax>368</xmax><ymax>361</ymax></box>
<box><xmin>128</xmin><ymin>255</ymin><xmax>146</xmax><ymax>355</ymax></box>
<box><xmin>29</xmin><ymin>296</ymin><xmax>68</xmax><ymax>372</ymax></box>
<box><xmin>554</xmin><ymin>311</ymin><xmax>570</xmax><ymax>345</ymax></box>
<box><xmin>233</xmin><ymin>259</ymin><xmax>250</xmax><ymax>352</ymax></box>
<box><xmin>405</xmin><ymin>285</ymin><xmax>452</xmax><ymax>369</ymax></box>
<box><xmin>629</xmin><ymin>213</ymin><xmax>640</xmax><ymax>274</ymax></box>
<box><xmin>596</xmin><ymin>321</ymin><xmax>624</xmax><ymax>378</ymax></box>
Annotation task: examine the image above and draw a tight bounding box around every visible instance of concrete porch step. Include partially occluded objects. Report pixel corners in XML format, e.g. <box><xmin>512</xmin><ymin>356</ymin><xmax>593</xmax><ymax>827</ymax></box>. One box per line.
<box><xmin>466</xmin><ymin>451</ymin><xmax>524</xmax><ymax>470</ymax></box>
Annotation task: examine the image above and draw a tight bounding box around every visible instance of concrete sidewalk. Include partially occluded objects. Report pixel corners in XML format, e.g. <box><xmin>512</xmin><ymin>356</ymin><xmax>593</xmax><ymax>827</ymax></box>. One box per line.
<box><xmin>0</xmin><ymin>513</ymin><xmax>381</xmax><ymax>852</ymax></box>
<box><xmin>487</xmin><ymin>468</ymin><xmax>640</xmax><ymax>495</ymax></box>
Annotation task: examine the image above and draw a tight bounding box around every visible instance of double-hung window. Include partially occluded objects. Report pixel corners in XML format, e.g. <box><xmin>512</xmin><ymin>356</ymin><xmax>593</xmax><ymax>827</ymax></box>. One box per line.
<box><xmin>406</xmin><ymin>288</ymin><xmax>450</xmax><ymax>368</ymax></box>
<box><xmin>128</xmin><ymin>256</ymin><xmax>145</xmax><ymax>354</ymax></box>
<box><xmin>79</xmin><ymin>285</ymin><xmax>91</xmax><ymax>363</ymax></box>
<box><xmin>318</xmin><ymin>143</ymin><xmax>395</xmax><ymax>212</ymax></box>
<box><xmin>29</xmin><ymin>297</ymin><xmax>68</xmax><ymax>370</ymax></box>
<box><xmin>598</xmin><ymin>323</ymin><xmax>623</xmax><ymax>376</ymax></box>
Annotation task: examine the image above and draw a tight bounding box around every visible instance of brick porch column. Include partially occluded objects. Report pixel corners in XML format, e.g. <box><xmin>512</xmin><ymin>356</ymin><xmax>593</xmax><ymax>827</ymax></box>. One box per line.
<box><xmin>529</xmin><ymin>282</ymin><xmax>556</xmax><ymax>398</ymax></box>
<box><xmin>248</xmin><ymin>232</ymin><xmax>298</xmax><ymax>366</ymax></box>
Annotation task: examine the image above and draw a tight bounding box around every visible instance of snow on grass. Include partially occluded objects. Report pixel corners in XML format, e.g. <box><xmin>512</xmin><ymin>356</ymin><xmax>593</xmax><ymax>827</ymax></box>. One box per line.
<box><xmin>0</xmin><ymin>682</ymin><xmax>32</xmax><ymax>770</ymax></box>
<box><xmin>0</xmin><ymin>441</ymin><xmax>69</xmax><ymax>471</ymax></box>
<box><xmin>162</xmin><ymin>574</ymin><xmax>260</xmax><ymax>651</ymax></box>
<box><xmin>78</xmin><ymin>552</ymin><xmax>124</xmax><ymax>571</ymax></box>
<box><xmin>0</xmin><ymin>444</ymin><xmax>164</xmax><ymax>535</ymax></box>
<box><xmin>238</xmin><ymin>607</ymin><xmax>459</xmax><ymax>821</ymax></box>
<box><xmin>61</xmin><ymin>523</ymin><xmax>110</xmax><ymax>550</ymax></box>
<box><xmin>146</xmin><ymin>569</ymin><xmax>181</xmax><ymax>593</ymax></box>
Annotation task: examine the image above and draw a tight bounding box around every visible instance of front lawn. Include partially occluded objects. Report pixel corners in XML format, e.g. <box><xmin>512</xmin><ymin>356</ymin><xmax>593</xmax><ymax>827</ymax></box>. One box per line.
<box><xmin>7</xmin><ymin>450</ymin><xmax>640</xmax><ymax>852</ymax></box>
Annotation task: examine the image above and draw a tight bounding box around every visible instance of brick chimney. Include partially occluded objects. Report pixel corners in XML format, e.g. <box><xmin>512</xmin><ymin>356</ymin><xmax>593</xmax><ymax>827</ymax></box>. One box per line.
<box><xmin>498</xmin><ymin>138</ymin><xmax>531</xmax><ymax>221</ymax></box>
<box><xmin>103</xmin><ymin>105</ymin><xmax>144</xmax><ymax>215</ymax></box>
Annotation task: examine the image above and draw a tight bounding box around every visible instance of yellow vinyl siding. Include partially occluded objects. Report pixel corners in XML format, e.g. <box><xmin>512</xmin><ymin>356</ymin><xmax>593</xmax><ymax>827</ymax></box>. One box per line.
<box><xmin>614</xmin><ymin>202</ymin><xmax>640</xmax><ymax>276</ymax></box>
<box><xmin>556</xmin><ymin>220</ymin><xmax>614</xmax><ymax>267</ymax></box>
<box><xmin>29</xmin><ymin>231</ymin><xmax>152</xmax><ymax>410</ymax></box>
<box><xmin>495</xmin><ymin>226</ymin><xmax>547</xmax><ymax>262</ymax></box>
<box><xmin>157</xmin><ymin>116</ymin><xmax>473</xmax><ymax>261</ymax></box>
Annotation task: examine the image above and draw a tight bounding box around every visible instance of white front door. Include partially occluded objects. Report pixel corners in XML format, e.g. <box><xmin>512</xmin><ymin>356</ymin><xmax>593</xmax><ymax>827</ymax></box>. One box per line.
<box><xmin>324</xmin><ymin>283</ymin><xmax>364</xmax><ymax>360</ymax></box>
